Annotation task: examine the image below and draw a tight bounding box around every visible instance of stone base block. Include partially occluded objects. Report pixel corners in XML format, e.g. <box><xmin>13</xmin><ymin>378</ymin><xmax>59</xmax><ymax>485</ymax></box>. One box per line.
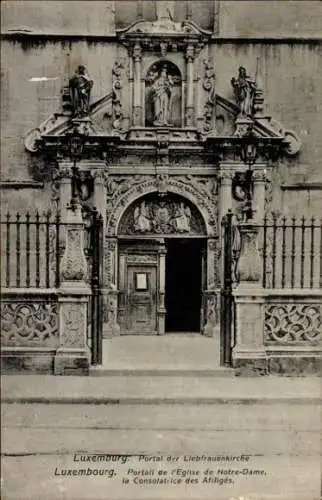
<box><xmin>1</xmin><ymin>349</ymin><xmax>55</xmax><ymax>374</ymax></box>
<box><xmin>103</xmin><ymin>322</ymin><xmax>121</xmax><ymax>339</ymax></box>
<box><xmin>233</xmin><ymin>358</ymin><xmax>268</xmax><ymax>377</ymax></box>
<box><xmin>233</xmin><ymin>354</ymin><xmax>322</xmax><ymax>377</ymax></box>
<box><xmin>268</xmin><ymin>356</ymin><xmax>322</xmax><ymax>376</ymax></box>
<box><xmin>54</xmin><ymin>350</ymin><xmax>90</xmax><ymax>376</ymax></box>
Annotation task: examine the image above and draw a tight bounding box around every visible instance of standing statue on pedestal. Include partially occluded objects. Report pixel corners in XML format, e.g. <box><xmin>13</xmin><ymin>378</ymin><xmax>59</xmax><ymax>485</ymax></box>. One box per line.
<box><xmin>231</xmin><ymin>66</ymin><xmax>257</xmax><ymax>117</ymax></box>
<box><xmin>69</xmin><ymin>65</ymin><xmax>93</xmax><ymax>117</ymax></box>
<box><xmin>151</xmin><ymin>66</ymin><xmax>174</xmax><ymax>126</ymax></box>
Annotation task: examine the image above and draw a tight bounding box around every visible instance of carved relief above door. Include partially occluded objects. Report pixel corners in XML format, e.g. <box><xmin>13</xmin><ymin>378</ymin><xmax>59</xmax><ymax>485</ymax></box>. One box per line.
<box><xmin>118</xmin><ymin>193</ymin><xmax>206</xmax><ymax>236</ymax></box>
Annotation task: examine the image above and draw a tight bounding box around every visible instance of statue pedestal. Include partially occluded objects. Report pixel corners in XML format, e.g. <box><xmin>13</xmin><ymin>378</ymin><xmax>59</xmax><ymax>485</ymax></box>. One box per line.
<box><xmin>233</xmin><ymin>116</ymin><xmax>253</xmax><ymax>138</ymax></box>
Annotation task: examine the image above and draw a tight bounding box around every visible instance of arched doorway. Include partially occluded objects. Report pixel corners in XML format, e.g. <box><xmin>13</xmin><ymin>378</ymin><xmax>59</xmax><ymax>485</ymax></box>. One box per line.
<box><xmin>117</xmin><ymin>193</ymin><xmax>207</xmax><ymax>335</ymax></box>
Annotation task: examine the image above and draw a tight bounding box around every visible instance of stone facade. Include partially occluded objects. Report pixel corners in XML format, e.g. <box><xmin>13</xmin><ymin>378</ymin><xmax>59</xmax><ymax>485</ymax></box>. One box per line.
<box><xmin>1</xmin><ymin>1</ymin><xmax>322</xmax><ymax>375</ymax></box>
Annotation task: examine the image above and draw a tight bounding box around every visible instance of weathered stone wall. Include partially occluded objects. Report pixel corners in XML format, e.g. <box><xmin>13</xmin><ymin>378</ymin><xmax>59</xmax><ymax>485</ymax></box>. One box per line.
<box><xmin>1</xmin><ymin>0</ymin><xmax>116</xmax><ymax>35</ymax></box>
<box><xmin>219</xmin><ymin>0</ymin><xmax>322</xmax><ymax>37</ymax></box>
<box><xmin>3</xmin><ymin>1</ymin><xmax>321</xmax><ymax>36</ymax></box>
<box><xmin>1</xmin><ymin>39</ymin><xmax>117</xmax><ymax>182</ymax></box>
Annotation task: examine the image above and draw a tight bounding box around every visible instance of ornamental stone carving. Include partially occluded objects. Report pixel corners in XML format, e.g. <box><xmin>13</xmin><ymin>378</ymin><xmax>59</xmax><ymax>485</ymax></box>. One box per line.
<box><xmin>61</xmin><ymin>304</ymin><xmax>86</xmax><ymax>347</ymax></box>
<box><xmin>202</xmin><ymin>60</ymin><xmax>216</xmax><ymax>134</ymax></box>
<box><xmin>60</xmin><ymin>205</ymin><xmax>88</xmax><ymax>282</ymax></box>
<box><xmin>119</xmin><ymin>195</ymin><xmax>204</xmax><ymax>236</ymax></box>
<box><xmin>265</xmin><ymin>304</ymin><xmax>322</xmax><ymax>344</ymax></box>
<box><xmin>110</xmin><ymin>59</ymin><xmax>130</xmax><ymax>135</ymax></box>
<box><xmin>235</xmin><ymin>223</ymin><xmax>261</xmax><ymax>282</ymax></box>
<box><xmin>105</xmin><ymin>176</ymin><xmax>217</xmax><ymax>237</ymax></box>
<box><xmin>1</xmin><ymin>301</ymin><xmax>59</xmax><ymax>347</ymax></box>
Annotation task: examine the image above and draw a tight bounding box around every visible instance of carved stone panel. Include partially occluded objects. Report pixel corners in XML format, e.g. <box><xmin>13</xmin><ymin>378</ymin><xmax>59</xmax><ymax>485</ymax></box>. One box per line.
<box><xmin>1</xmin><ymin>300</ymin><xmax>59</xmax><ymax>347</ymax></box>
<box><xmin>118</xmin><ymin>194</ymin><xmax>206</xmax><ymax>236</ymax></box>
<box><xmin>264</xmin><ymin>303</ymin><xmax>322</xmax><ymax>344</ymax></box>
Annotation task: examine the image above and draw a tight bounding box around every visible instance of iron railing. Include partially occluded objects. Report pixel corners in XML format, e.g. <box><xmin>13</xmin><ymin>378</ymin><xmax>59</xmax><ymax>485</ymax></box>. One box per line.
<box><xmin>1</xmin><ymin>211</ymin><xmax>61</xmax><ymax>288</ymax></box>
<box><xmin>262</xmin><ymin>216</ymin><xmax>322</xmax><ymax>289</ymax></box>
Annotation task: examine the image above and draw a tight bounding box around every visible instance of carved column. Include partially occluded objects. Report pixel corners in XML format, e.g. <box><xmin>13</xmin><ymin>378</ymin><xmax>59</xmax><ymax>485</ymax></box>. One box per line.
<box><xmin>91</xmin><ymin>168</ymin><xmax>107</xmax><ymax>220</ymax></box>
<box><xmin>132</xmin><ymin>42</ymin><xmax>142</xmax><ymax>126</ymax></box>
<box><xmin>185</xmin><ymin>43</ymin><xmax>195</xmax><ymax>127</ymax></box>
<box><xmin>54</xmin><ymin>203</ymin><xmax>91</xmax><ymax>375</ymax></box>
<box><xmin>204</xmin><ymin>238</ymin><xmax>220</xmax><ymax>351</ymax></box>
<box><xmin>252</xmin><ymin>168</ymin><xmax>267</xmax><ymax>222</ymax></box>
<box><xmin>233</xmin><ymin>221</ymin><xmax>267</xmax><ymax>376</ymax></box>
<box><xmin>103</xmin><ymin>237</ymin><xmax>120</xmax><ymax>338</ymax></box>
<box><xmin>219</xmin><ymin>169</ymin><xmax>233</xmax><ymax>222</ymax></box>
<box><xmin>58</xmin><ymin>164</ymin><xmax>73</xmax><ymax>220</ymax></box>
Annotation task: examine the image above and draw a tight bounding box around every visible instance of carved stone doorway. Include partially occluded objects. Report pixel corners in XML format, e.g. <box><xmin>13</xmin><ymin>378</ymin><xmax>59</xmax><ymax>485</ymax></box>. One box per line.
<box><xmin>165</xmin><ymin>238</ymin><xmax>205</xmax><ymax>333</ymax></box>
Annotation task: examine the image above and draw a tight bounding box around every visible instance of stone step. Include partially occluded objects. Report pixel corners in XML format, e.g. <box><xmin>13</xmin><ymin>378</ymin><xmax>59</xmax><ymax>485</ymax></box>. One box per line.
<box><xmin>89</xmin><ymin>367</ymin><xmax>234</xmax><ymax>377</ymax></box>
<box><xmin>3</xmin><ymin>403</ymin><xmax>320</xmax><ymax>432</ymax></box>
<box><xmin>2</xmin><ymin>375</ymin><xmax>320</xmax><ymax>405</ymax></box>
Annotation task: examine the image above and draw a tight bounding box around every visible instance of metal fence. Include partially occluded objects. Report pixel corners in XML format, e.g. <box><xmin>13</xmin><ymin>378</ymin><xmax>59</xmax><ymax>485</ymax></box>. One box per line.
<box><xmin>262</xmin><ymin>216</ymin><xmax>322</xmax><ymax>289</ymax></box>
<box><xmin>1</xmin><ymin>211</ymin><xmax>61</xmax><ymax>288</ymax></box>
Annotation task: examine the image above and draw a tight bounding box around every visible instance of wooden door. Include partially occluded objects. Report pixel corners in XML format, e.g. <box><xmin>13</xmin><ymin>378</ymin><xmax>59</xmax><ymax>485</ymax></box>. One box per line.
<box><xmin>125</xmin><ymin>264</ymin><xmax>158</xmax><ymax>334</ymax></box>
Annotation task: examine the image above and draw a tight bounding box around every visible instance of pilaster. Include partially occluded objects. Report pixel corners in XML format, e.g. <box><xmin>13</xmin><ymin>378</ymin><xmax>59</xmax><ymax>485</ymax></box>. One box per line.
<box><xmin>252</xmin><ymin>167</ymin><xmax>268</xmax><ymax>222</ymax></box>
<box><xmin>103</xmin><ymin>238</ymin><xmax>120</xmax><ymax>338</ymax></box>
<box><xmin>54</xmin><ymin>203</ymin><xmax>91</xmax><ymax>375</ymax></box>
<box><xmin>218</xmin><ymin>168</ymin><xmax>234</xmax><ymax>222</ymax></box>
<box><xmin>157</xmin><ymin>244</ymin><xmax>166</xmax><ymax>335</ymax></box>
<box><xmin>185</xmin><ymin>43</ymin><xmax>195</xmax><ymax>127</ymax></box>
<box><xmin>233</xmin><ymin>221</ymin><xmax>267</xmax><ymax>376</ymax></box>
<box><xmin>132</xmin><ymin>42</ymin><xmax>142</xmax><ymax>126</ymax></box>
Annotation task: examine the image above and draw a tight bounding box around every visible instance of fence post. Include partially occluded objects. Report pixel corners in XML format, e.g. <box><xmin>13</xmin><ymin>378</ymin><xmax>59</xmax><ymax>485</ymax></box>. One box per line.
<box><xmin>54</xmin><ymin>202</ymin><xmax>91</xmax><ymax>375</ymax></box>
<box><xmin>232</xmin><ymin>221</ymin><xmax>267</xmax><ymax>376</ymax></box>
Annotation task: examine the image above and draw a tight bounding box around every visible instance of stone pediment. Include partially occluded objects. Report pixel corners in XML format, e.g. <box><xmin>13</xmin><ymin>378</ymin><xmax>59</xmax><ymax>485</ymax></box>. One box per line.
<box><xmin>117</xmin><ymin>18</ymin><xmax>212</xmax><ymax>39</ymax></box>
<box><xmin>215</xmin><ymin>96</ymin><xmax>301</xmax><ymax>156</ymax></box>
<box><xmin>24</xmin><ymin>91</ymin><xmax>301</xmax><ymax>157</ymax></box>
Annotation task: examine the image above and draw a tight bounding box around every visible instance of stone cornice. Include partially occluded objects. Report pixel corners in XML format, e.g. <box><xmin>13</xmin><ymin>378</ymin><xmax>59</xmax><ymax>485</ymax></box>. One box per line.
<box><xmin>0</xmin><ymin>181</ymin><xmax>44</xmax><ymax>189</ymax></box>
<box><xmin>281</xmin><ymin>182</ymin><xmax>322</xmax><ymax>190</ymax></box>
<box><xmin>2</xmin><ymin>32</ymin><xmax>321</xmax><ymax>44</ymax></box>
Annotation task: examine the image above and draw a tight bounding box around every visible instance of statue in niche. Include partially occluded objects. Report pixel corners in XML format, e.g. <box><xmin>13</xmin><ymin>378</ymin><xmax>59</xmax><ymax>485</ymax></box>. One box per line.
<box><xmin>150</xmin><ymin>66</ymin><xmax>174</xmax><ymax>126</ymax></box>
<box><xmin>231</xmin><ymin>66</ymin><xmax>257</xmax><ymax>117</ymax></box>
<box><xmin>134</xmin><ymin>202</ymin><xmax>151</xmax><ymax>232</ymax></box>
<box><xmin>69</xmin><ymin>65</ymin><xmax>93</xmax><ymax>117</ymax></box>
<box><xmin>174</xmin><ymin>202</ymin><xmax>191</xmax><ymax>232</ymax></box>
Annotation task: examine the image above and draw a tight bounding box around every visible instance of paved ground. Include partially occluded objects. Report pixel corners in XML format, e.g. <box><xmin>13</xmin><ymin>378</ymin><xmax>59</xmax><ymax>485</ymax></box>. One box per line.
<box><xmin>1</xmin><ymin>374</ymin><xmax>321</xmax><ymax>500</ymax></box>
<box><xmin>98</xmin><ymin>335</ymin><xmax>222</xmax><ymax>371</ymax></box>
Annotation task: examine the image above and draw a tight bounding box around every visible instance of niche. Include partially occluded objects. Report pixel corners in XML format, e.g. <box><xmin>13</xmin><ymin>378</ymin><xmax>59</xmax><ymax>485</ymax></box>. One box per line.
<box><xmin>145</xmin><ymin>61</ymin><xmax>182</xmax><ymax>128</ymax></box>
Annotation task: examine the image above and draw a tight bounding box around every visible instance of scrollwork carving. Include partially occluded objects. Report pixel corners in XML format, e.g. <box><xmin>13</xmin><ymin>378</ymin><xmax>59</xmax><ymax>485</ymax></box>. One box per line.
<box><xmin>110</xmin><ymin>59</ymin><xmax>129</xmax><ymax>135</ymax></box>
<box><xmin>202</xmin><ymin>60</ymin><xmax>216</xmax><ymax>134</ymax></box>
<box><xmin>61</xmin><ymin>304</ymin><xmax>85</xmax><ymax>347</ymax></box>
<box><xmin>1</xmin><ymin>301</ymin><xmax>58</xmax><ymax>347</ymax></box>
<box><xmin>60</xmin><ymin>228</ymin><xmax>88</xmax><ymax>281</ymax></box>
<box><xmin>265</xmin><ymin>304</ymin><xmax>322</xmax><ymax>344</ymax></box>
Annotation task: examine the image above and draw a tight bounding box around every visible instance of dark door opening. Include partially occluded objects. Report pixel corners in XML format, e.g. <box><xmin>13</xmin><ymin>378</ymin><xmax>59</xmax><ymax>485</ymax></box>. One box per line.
<box><xmin>165</xmin><ymin>239</ymin><xmax>204</xmax><ymax>332</ymax></box>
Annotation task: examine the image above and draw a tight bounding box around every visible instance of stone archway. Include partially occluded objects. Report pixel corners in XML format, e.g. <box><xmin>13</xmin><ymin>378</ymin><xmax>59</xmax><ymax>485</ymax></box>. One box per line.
<box><xmin>103</xmin><ymin>177</ymin><xmax>220</xmax><ymax>338</ymax></box>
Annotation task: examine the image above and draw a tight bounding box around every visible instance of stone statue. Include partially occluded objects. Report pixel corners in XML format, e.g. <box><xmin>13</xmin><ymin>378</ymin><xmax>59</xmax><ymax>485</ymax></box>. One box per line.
<box><xmin>69</xmin><ymin>65</ymin><xmax>93</xmax><ymax>117</ymax></box>
<box><xmin>174</xmin><ymin>202</ymin><xmax>191</xmax><ymax>232</ymax></box>
<box><xmin>154</xmin><ymin>201</ymin><xmax>171</xmax><ymax>232</ymax></box>
<box><xmin>151</xmin><ymin>66</ymin><xmax>174</xmax><ymax>126</ymax></box>
<box><xmin>231</xmin><ymin>66</ymin><xmax>257</xmax><ymax>117</ymax></box>
<box><xmin>156</xmin><ymin>1</ymin><xmax>175</xmax><ymax>21</ymax></box>
<box><xmin>134</xmin><ymin>202</ymin><xmax>151</xmax><ymax>232</ymax></box>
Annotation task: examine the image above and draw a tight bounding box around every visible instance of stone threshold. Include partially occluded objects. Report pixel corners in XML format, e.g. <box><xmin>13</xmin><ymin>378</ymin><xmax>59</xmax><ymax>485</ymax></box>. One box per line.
<box><xmin>89</xmin><ymin>367</ymin><xmax>234</xmax><ymax>377</ymax></box>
